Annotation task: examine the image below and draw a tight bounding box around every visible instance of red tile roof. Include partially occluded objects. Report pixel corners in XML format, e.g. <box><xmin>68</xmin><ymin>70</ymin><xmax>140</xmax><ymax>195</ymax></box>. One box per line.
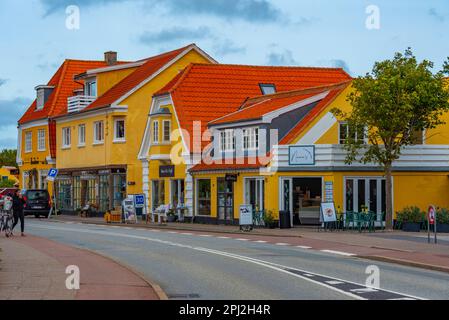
<box><xmin>84</xmin><ymin>44</ymin><xmax>195</xmax><ymax>111</ymax></box>
<box><xmin>155</xmin><ymin>63</ymin><xmax>351</xmax><ymax>151</ymax></box>
<box><xmin>209</xmin><ymin>82</ymin><xmax>350</xmax><ymax>126</ymax></box>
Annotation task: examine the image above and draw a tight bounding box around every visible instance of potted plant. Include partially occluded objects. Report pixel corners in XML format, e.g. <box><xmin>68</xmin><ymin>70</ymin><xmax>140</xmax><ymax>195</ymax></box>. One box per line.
<box><xmin>396</xmin><ymin>206</ymin><xmax>424</xmax><ymax>232</ymax></box>
<box><xmin>437</xmin><ymin>208</ymin><xmax>449</xmax><ymax>233</ymax></box>
<box><xmin>263</xmin><ymin>210</ymin><xmax>277</xmax><ymax>229</ymax></box>
<box><xmin>166</xmin><ymin>209</ymin><xmax>177</xmax><ymax>222</ymax></box>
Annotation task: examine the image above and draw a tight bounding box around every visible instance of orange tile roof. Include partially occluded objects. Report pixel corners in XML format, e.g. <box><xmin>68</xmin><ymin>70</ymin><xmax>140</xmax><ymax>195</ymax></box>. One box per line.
<box><xmin>18</xmin><ymin>59</ymin><xmax>112</xmax><ymax>158</ymax></box>
<box><xmin>209</xmin><ymin>82</ymin><xmax>350</xmax><ymax>126</ymax></box>
<box><xmin>84</xmin><ymin>44</ymin><xmax>195</xmax><ymax>111</ymax></box>
<box><xmin>155</xmin><ymin>63</ymin><xmax>351</xmax><ymax>151</ymax></box>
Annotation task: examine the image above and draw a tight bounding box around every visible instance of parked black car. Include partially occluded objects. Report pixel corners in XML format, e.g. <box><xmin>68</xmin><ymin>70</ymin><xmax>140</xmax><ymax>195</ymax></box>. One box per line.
<box><xmin>23</xmin><ymin>189</ymin><xmax>51</xmax><ymax>218</ymax></box>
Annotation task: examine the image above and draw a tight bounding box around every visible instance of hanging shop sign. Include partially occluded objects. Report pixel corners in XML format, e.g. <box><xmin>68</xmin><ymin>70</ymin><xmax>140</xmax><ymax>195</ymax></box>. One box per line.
<box><xmin>225</xmin><ymin>174</ymin><xmax>238</xmax><ymax>182</ymax></box>
<box><xmin>289</xmin><ymin>145</ymin><xmax>315</xmax><ymax>165</ymax></box>
<box><xmin>159</xmin><ymin>165</ymin><xmax>175</xmax><ymax>178</ymax></box>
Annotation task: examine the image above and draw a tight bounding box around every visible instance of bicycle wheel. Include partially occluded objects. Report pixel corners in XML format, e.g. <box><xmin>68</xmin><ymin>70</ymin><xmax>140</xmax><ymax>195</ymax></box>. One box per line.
<box><xmin>4</xmin><ymin>217</ymin><xmax>13</xmax><ymax>237</ymax></box>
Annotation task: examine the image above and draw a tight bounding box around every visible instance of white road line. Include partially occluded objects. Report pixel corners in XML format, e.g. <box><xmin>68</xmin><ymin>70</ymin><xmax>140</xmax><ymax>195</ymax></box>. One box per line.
<box><xmin>254</xmin><ymin>240</ymin><xmax>267</xmax><ymax>243</ymax></box>
<box><xmin>235</xmin><ymin>238</ymin><xmax>249</xmax><ymax>241</ymax></box>
<box><xmin>351</xmin><ymin>288</ymin><xmax>378</xmax><ymax>293</ymax></box>
<box><xmin>180</xmin><ymin>232</ymin><xmax>193</xmax><ymax>235</ymax></box>
<box><xmin>326</xmin><ymin>280</ymin><xmax>344</xmax><ymax>285</ymax></box>
<box><xmin>303</xmin><ymin>274</ymin><xmax>315</xmax><ymax>277</ymax></box>
<box><xmin>29</xmin><ymin>223</ymin><xmax>426</xmax><ymax>301</ymax></box>
<box><xmin>167</xmin><ymin>231</ymin><xmax>178</xmax><ymax>234</ymax></box>
<box><xmin>320</xmin><ymin>249</ymin><xmax>356</xmax><ymax>257</ymax></box>
<box><xmin>275</xmin><ymin>243</ymin><xmax>290</xmax><ymax>246</ymax></box>
<box><xmin>217</xmin><ymin>236</ymin><xmax>230</xmax><ymax>239</ymax></box>
<box><xmin>199</xmin><ymin>234</ymin><xmax>212</xmax><ymax>237</ymax></box>
<box><xmin>296</xmin><ymin>245</ymin><xmax>312</xmax><ymax>249</ymax></box>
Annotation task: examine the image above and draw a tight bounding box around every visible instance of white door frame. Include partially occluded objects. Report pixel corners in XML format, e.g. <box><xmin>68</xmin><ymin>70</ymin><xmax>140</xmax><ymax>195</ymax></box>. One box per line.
<box><xmin>243</xmin><ymin>177</ymin><xmax>265</xmax><ymax>212</ymax></box>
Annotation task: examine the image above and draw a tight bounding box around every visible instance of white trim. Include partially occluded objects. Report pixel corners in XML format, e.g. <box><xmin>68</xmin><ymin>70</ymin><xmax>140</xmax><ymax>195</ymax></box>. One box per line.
<box><xmin>262</xmin><ymin>91</ymin><xmax>329</xmax><ymax>123</ymax></box>
<box><xmin>149</xmin><ymin>154</ymin><xmax>171</xmax><ymax>161</ymax></box>
<box><xmin>162</xmin><ymin>119</ymin><xmax>171</xmax><ymax>143</ymax></box>
<box><xmin>62</xmin><ymin>126</ymin><xmax>71</xmax><ymax>148</ymax></box>
<box><xmin>93</xmin><ymin>120</ymin><xmax>104</xmax><ymax>144</ymax></box>
<box><xmin>24</xmin><ymin>131</ymin><xmax>32</xmax><ymax>153</ymax></box>
<box><xmin>37</xmin><ymin>128</ymin><xmax>46</xmax><ymax>152</ymax></box>
<box><xmin>113</xmin><ymin>117</ymin><xmax>126</xmax><ymax>142</ymax></box>
<box><xmin>152</xmin><ymin>120</ymin><xmax>159</xmax><ymax>144</ymax></box>
<box><xmin>296</xmin><ymin>111</ymin><xmax>337</xmax><ymax>145</ymax></box>
<box><xmin>84</xmin><ymin>60</ymin><xmax>146</xmax><ymax>76</ymax></box>
<box><xmin>113</xmin><ymin>45</ymin><xmax>217</xmax><ymax>107</ymax></box>
<box><xmin>55</xmin><ymin>106</ymin><xmax>128</xmax><ymax>124</ymax></box>
<box><xmin>18</xmin><ymin>119</ymin><xmax>48</xmax><ymax>130</ymax></box>
<box><xmin>78</xmin><ymin>124</ymin><xmax>86</xmax><ymax>146</ymax></box>
<box><xmin>16</xmin><ymin>127</ymin><xmax>22</xmax><ymax>165</ymax></box>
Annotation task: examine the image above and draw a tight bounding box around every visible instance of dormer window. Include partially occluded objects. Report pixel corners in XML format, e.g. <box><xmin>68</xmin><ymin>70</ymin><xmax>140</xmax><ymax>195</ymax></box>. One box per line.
<box><xmin>85</xmin><ymin>80</ymin><xmax>97</xmax><ymax>97</ymax></box>
<box><xmin>35</xmin><ymin>85</ymin><xmax>54</xmax><ymax>111</ymax></box>
<box><xmin>259</xmin><ymin>83</ymin><xmax>276</xmax><ymax>95</ymax></box>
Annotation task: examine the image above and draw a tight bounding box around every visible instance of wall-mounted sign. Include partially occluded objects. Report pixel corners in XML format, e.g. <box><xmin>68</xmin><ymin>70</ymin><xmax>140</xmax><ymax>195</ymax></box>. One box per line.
<box><xmin>325</xmin><ymin>181</ymin><xmax>334</xmax><ymax>202</ymax></box>
<box><xmin>159</xmin><ymin>165</ymin><xmax>175</xmax><ymax>177</ymax></box>
<box><xmin>289</xmin><ymin>145</ymin><xmax>315</xmax><ymax>165</ymax></box>
<box><xmin>225</xmin><ymin>174</ymin><xmax>238</xmax><ymax>182</ymax></box>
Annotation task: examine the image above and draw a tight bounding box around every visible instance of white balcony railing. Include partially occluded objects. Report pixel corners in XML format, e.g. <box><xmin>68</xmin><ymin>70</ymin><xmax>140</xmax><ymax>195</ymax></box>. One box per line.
<box><xmin>67</xmin><ymin>95</ymin><xmax>95</xmax><ymax>113</ymax></box>
<box><xmin>272</xmin><ymin>144</ymin><xmax>449</xmax><ymax>169</ymax></box>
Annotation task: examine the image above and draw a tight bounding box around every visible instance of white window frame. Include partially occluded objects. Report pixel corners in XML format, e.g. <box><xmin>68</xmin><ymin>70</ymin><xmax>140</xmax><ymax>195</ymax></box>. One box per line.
<box><xmin>93</xmin><ymin>121</ymin><xmax>104</xmax><ymax>144</ymax></box>
<box><xmin>78</xmin><ymin>124</ymin><xmax>86</xmax><ymax>147</ymax></box>
<box><xmin>113</xmin><ymin>118</ymin><xmax>126</xmax><ymax>142</ymax></box>
<box><xmin>152</xmin><ymin>120</ymin><xmax>159</xmax><ymax>144</ymax></box>
<box><xmin>36</xmin><ymin>89</ymin><xmax>44</xmax><ymax>110</ymax></box>
<box><xmin>338</xmin><ymin>122</ymin><xmax>367</xmax><ymax>144</ymax></box>
<box><xmin>162</xmin><ymin>120</ymin><xmax>171</xmax><ymax>143</ymax></box>
<box><xmin>37</xmin><ymin>129</ymin><xmax>46</xmax><ymax>151</ymax></box>
<box><xmin>62</xmin><ymin>127</ymin><xmax>71</xmax><ymax>148</ymax></box>
<box><xmin>243</xmin><ymin>127</ymin><xmax>259</xmax><ymax>151</ymax></box>
<box><xmin>25</xmin><ymin>131</ymin><xmax>32</xmax><ymax>153</ymax></box>
<box><xmin>220</xmin><ymin>129</ymin><xmax>235</xmax><ymax>152</ymax></box>
<box><xmin>85</xmin><ymin>80</ymin><xmax>97</xmax><ymax>97</ymax></box>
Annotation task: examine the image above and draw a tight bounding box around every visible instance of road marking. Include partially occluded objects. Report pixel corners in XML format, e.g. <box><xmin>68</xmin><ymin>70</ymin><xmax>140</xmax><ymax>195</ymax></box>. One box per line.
<box><xmin>235</xmin><ymin>238</ymin><xmax>249</xmax><ymax>241</ymax></box>
<box><xmin>217</xmin><ymin>236</ymin><xmax>230</xmax><ymax>239</ymax></box>
<box><xmin>320</xmin><ymin>250</ymin><xmax>356</xmax><ymax>257</ymax></box>
<box><xmin>254</xmin><ymin>240</ymin><xmax>267</xmax><ymax>243</ymax></box>
<box><xmin>199</xmin><ymin>234</ymin><xmax>212</xmax><ymax>237</ymax></box>
<box><xmin>296</xmin><ymin>245</ymin><xmax>312</xmax><ymax>249</ymax></box>
<box><xmin>326</xmin><ymin>280</ymin><xmax>344</xmax><ymax>285</ymax></box>
<box><xmin>275</xmin><ymin>243</ymin><xmax>290</xmax><ymax>246</ymax></box>
<box><xmin>180</xmin><ymin>232</ymin><xmax>193</xmax><ymax>235</ymax></box>
<box><xmin>168</xmin><ymin>231</ymin><xmax>178</xmax><ymax>234</ymax></box>
<box><xmin>30</xmin><ymin>223</ymin><xmax>425</xmax><ymax>301</ymax></box>
<box><xmin>350</xmin><ymin>288</ymin><xmax>378</xmax><ymax>293</ymax></box>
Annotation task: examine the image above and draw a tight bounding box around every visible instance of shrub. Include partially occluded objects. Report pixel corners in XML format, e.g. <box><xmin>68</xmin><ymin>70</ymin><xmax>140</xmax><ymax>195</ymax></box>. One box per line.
<box><xmin>396</xmin><ymin>206</ymin><xmax>425</xmax><ymax>223</ymax></box>
<box><xmin>437</xmin><ymin>208</ymin><xmax>449</xmax><ymax>224</ymax></box>
<box><xmin>263</xmin><ymin>210</ymin><xmax>275</xmax><ymax>225</ymax></box>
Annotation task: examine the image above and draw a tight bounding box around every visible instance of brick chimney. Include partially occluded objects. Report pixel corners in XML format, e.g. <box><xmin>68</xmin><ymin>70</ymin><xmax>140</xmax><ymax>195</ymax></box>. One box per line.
<box><xmin>104</xmin><ymin>51</ymin><xmax>117</xmax><ymax>66</ymax></box>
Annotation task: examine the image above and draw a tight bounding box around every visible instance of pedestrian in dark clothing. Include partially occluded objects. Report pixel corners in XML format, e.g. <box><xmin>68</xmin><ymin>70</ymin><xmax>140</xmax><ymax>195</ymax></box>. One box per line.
<box><xmin>12</xmin><ymin>190</ymin><xmax>26</xmax><ymax>236</ymax></box>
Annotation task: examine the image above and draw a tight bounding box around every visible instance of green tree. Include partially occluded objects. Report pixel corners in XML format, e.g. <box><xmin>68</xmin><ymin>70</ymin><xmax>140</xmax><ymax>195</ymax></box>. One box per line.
<box><xmin>0</xmin><ymin>179</ymin><xmax>16</xmax><ymax>188</ymax></box>
<box><xmin>332</xmin><ymin>49</ymin><xmax>449</xmax><ymax>230</ymax></box>
<box><xmin>0</xmin><ymin>149</ymin><xmax>17</xmax><ymax>167</ymax></box>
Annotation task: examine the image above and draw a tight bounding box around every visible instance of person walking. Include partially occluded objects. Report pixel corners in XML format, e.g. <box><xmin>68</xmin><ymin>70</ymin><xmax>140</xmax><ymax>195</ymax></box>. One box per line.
<box><xmin>12</xmin><ymin>190</ymin><xmax>26</xmax><ymax>236</ymax></box>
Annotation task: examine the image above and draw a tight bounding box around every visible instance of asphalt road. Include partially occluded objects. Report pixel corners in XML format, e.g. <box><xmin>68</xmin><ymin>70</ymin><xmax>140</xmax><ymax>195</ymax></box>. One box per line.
<box><xmin>25</xmin><ymin>219</ymin><xmax>449</xmax><ymax>300</ymax></box>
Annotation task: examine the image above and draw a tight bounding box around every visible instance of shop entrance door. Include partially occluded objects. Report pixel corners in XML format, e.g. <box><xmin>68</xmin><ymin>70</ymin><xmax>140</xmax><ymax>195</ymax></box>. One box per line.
<box><xmin>244</xmin><ymin>178</ymin><xmax>264</xmax><ymax>212</ymax></box>
<box><xmin>217</xmin><ymin>178</ymin><xmax>234</xmax><ymax>224</ymax></box>
<box><xmin>279</xmin><ymin>178</ymin><xmax>293</xmax><ymax>227</ymax></box>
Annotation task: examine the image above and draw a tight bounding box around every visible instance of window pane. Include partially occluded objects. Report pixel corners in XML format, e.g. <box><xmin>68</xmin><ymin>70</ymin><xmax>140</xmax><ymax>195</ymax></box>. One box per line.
<box><xmin>357</xmin><ymin>180</ymin><xmax>366</xmax><ymax>212</ymax></box>
<box><xmin>345</xmin><ymin>179</ymin><xmax>354</xmax><ymax>211</ymax></box>
<box><xmin>197</xmin><ymin>179</ymin><xmax>211</xmax><ymax>216</ymax></box>
<box><xmin>163</xmin><ymin>121</ymin><xmax>170</xmax><ymax>142</ymax></box>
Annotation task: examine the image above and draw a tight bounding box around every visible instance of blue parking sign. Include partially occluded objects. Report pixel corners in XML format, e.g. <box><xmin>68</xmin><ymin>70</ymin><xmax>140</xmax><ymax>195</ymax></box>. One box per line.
<box><xmin>134</xmin><ymin>194</ymin><xmax>145</xmax><ymax>208</ymax></box>
<box><xmin>46</xmin><ymin>168</ymin><xmax>59</xmax><ymax>182</ymax></box>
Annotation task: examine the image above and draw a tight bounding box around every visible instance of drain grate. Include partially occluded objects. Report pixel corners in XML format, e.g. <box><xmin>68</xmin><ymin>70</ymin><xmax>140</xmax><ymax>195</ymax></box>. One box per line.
<box><xmin>168</xmin><ymin>293</ymin><xmax>201</xmax><ymax>299</ymax></box>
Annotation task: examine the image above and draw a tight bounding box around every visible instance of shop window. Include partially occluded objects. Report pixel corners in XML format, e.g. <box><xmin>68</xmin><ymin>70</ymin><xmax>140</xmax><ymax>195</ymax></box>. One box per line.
<box><xmin>62</xmin><ymin>127</ymin><xmax>71</xmax><ymax>148</ymax></box>
<box><xmin>291</xmin><ymin>178</ymin><xmax>322</xmax><ymax>225</ymax></box>
<box><xmin>99</xmin><ymin>175</ymin><xmax>109</xmax><ymax>212</ymax></box>
<box><xmin>152</xmin><ymin>180</ymin><xmax>165</xmax><ymax>210</ymax></box>
<box><xmin>196</xmin><ymin>179</ymin><xmax>211</xmax><ymax>216</ymax></box>
<box><xmin>25</xmin><ymin>131</ymin><xmax>32</xmax><ymax>153</ymax></box>
<box><xmin>244</xmin><ymin>178</ymin><xmax>264</xmax><ymax>212</ymax></box>
<box><xmin>37</xmin><ymin>129</ymin><xmax>46</xmax><ymax>151</ymax></box>
<box><xmin>217</xmin><ymin>178</ymin><xmax>234</xmax><ymax>222</ymax></box>
<box><xmin>114</xmin><ymin>119</ymin><xmax>126</xmax><ymax>142</ymax></box>
<box><xmin>73</xmin><ymin>176</ymin><xmax>81</xmax><ymax>209</ymax></box>
<box><xmin>163</xmin><ymin>120</ymin><xmax>171</xmax><ymax>142</ymax></box>
<box><xmin>339</xmin><ymin>122</ymin><xmax>366</xmax><ymax>144</ymax></box>
<box><xmin>56</xmin><ymin>179</ymin><xmax>72</xmax><ymax>210</ymax></box>
<box><xmin>113</xmin><ymin>174</ymin><xmax>126</xmax><ymax>208</ymax></box>
<box><xmin>171</xmin><ymin>179</ymin><xmax>185</xmax><ymax>208</ymax></box>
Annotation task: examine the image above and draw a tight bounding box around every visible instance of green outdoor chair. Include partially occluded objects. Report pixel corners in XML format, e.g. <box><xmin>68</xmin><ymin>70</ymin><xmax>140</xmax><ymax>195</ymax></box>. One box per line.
<box><xmin>352</xmin><ymin>212</ymin><xmax>363</xmax><ymax>232</ymax></box>
<box><xmin>344</xmin><ymin>211</ymin><xmax>354</xmax><ymax>230</ymax></box>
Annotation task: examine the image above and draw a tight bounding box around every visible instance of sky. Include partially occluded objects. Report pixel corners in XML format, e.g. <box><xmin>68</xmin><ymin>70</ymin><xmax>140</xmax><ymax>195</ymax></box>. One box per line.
<box><xmin>0</xmin><ymin>0</ymin><xmax>448</xmax><ymax>150</ymax></box>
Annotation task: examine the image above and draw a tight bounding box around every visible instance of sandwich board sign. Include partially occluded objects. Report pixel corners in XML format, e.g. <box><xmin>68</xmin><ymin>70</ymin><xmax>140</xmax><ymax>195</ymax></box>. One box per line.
<box><xmin>320</xmin><ymin>202</ymin><xmax>337</xmax><ymax>223</ymax></box>
<box><xmin>46</xmin><ymin>168</ymin><xmax>59</xmax><ymax>182</ymax></box>
<box><xmin>239</xmin><ymin>204</ymin><xmax>253</xmax><ymax>231</ymax></box>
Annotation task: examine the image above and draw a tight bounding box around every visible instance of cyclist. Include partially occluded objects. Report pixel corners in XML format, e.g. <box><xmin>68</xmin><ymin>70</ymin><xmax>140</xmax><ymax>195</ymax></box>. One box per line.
<box><xmin>12</xmin><ymin>190</ymin><xmax>26</xmax><ymax>237</ymax></box>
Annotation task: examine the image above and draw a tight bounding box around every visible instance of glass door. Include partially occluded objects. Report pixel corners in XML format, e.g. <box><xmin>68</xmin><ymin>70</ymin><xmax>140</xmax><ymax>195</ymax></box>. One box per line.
<box><xmin>217</xmin><ymin>178</ymin><xmax>234</xmax><ymax>224</ymax></box>
<box><xmin>344</xmin><ymin>177</ymin><xmax>386</xmax><ymax>216</ymax></box>
<box><xmin>244</xmin><ymin>178</ymin><xmax>264</xmax><ymax>212</ymax></box>
<box><xmin>279</xmin><ymin>178</ymin><xmax>293</xmax><ymax>226</ymax></box>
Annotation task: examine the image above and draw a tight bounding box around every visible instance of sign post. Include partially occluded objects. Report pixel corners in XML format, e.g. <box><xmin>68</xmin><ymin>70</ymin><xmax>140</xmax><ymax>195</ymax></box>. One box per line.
<box><xmin>46</xmin><ymin>168</ymin><xmax>59</xmax><ymax>219</ymax></box>
<box><xmin>428</xmin><ymin>205</ymin><xmax>437</xmax><ymax>244</ymax></box>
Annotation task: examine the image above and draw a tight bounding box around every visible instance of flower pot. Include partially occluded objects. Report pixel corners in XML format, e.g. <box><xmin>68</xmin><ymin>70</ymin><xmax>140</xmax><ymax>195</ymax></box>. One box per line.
<box><xmin>437</xmin><ymin>224</ymin><xmax>449</xmax><ymax>233</ymax></box>
<box><xmin>402</xmin><ymin>222</ymin><xmax>421</xmax><ymax>232</ymax></box>
<box><xmin>167</xmin><ymin>215</ymin><xmax>176</xmax><ymax>223</ymax></box>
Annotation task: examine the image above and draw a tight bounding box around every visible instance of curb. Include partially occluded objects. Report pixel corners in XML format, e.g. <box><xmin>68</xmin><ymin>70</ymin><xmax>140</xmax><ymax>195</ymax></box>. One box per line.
<box><xmin>48</xmin><ymin>217</ymin><xmax>303</xmax><ymax>238</ymax></box>
<box><xmin>80</xmin><ymin>247</ymin><xmax>168</xmax><ymax>300</ymax></box>
<box><xmin>356</xmin><ymin>255</ymin><xmax>449</xmax><ymax>275</ymax></box>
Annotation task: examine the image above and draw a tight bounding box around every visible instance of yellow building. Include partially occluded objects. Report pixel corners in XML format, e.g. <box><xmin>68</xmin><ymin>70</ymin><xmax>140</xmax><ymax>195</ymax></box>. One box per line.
<box><xmin>140</xmin><ymin>64</ymin><xmax>449</xmax><ymax>226</ymax></box>
<box><xmin>0</xmin><ymin>166</ymin><xmax>19</xmax><ymax>186</ymax></box>
<box><xmin>52</xmin><ymin>44</ymin><xmax>215</xmax><ymax>213</ymax></box>
<box><xmin>17</xmin><ymin>59</ymin><xmax>111</xmax><ymax>196</ymax></box>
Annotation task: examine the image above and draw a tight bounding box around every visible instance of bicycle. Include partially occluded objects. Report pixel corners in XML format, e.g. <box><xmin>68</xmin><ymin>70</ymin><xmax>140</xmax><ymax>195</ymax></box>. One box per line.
<box><xmin>0</xmin><ymin>210</ymin><xmax>14</xmax><ymax>238</ymax></box>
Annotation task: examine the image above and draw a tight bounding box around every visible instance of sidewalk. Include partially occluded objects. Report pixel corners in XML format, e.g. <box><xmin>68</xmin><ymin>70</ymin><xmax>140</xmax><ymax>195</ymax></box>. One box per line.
<box><xmin>0</xmin><ymin>234</ymin><xmax>163</xmax><ymax>300</ymax></box>
<box><xmin>50</xmin><ymin>214</ymin><xmax>449</xmax><ymax>274</ymax></box>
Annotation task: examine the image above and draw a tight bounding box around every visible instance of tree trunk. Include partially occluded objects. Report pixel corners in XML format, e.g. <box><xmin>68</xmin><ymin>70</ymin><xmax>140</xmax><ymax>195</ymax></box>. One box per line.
<box><xmin>385</xmin><ymin>164</ymin><xmax>394</xmax><ymax>230</ymax></box>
